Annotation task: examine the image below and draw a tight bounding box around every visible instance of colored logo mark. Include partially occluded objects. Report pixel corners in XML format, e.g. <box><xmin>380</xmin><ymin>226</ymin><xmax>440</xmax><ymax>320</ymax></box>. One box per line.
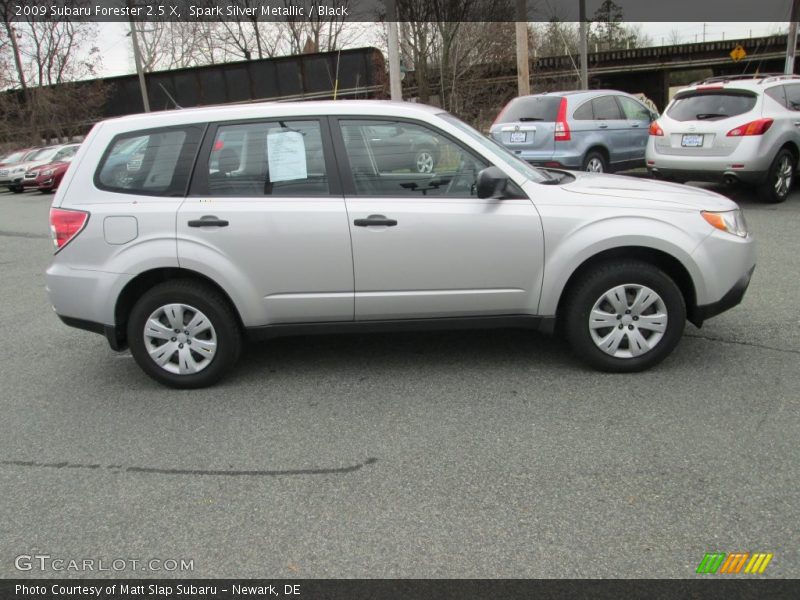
<box><xmin>696</xmin><ymin>552</ymin><xmax>773</xmax><ymax>574</ymax></box>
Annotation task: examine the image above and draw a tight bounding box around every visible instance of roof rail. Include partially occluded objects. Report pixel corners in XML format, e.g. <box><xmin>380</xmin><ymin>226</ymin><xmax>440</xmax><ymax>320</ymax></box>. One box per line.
<box><xmin>690</xmin><ymin>73</ymin><xmax>785</xmax><ymax>85</ymax></box>
<box><xmin>759</xmin><ymin>74</ymin><xmax>800</xmax><ymax>84</ymax></box>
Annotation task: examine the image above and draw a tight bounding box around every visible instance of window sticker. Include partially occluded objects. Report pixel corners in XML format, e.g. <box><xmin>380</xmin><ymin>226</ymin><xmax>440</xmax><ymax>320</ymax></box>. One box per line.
<box><xmin>267</xmin><ymin>130</ymin><xmax>308</xmax><ymax>182</ymax></box>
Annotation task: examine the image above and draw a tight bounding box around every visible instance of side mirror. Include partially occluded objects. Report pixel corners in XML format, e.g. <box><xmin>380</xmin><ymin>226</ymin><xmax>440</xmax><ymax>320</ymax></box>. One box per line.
<box><xmin>476</xmin><ymin>166</ymin><xmax>511</xmax><ymax>199</ymax></box>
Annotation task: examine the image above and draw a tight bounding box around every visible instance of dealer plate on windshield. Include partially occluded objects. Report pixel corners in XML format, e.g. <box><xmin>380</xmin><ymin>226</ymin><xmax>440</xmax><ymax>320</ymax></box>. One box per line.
<box><xmin>681</xmin><ymin>134</ymin><xmax>704</xmax><ymax>148</ymax></box>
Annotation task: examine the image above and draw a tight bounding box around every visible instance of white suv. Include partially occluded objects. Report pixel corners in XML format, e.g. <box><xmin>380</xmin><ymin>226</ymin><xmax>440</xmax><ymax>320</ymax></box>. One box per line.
<box><xmin>647</xmin><ymin>74</ymin><xmax>800</xmax><ymax>203</ymax></box>
<box><xmin>46</xmin><ymin>101</ymin><xmax>756</xmax><ymax>388</ymax></box>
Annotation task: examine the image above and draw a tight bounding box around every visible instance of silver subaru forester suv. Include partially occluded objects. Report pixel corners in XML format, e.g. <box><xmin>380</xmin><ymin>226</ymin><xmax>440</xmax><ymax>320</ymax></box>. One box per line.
<box><xmin>46</xmin><ymin>101</ymin><xmax>755</xmax><ymax>388</ymax></box>
<box><xmin>647</xmin><ymin>74</ymin><xmax>800</xmax><ymax>203</ymax></box>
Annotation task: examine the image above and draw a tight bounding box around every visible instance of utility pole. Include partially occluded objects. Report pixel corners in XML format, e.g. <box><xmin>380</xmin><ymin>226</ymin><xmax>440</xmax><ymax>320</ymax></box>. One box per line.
<box><xmin>385</xmin><ymin>0</ymin><xmax>402</xmax><ymax>101</ymax></box>
<box><xmin>786</xmin><ymin>0</ymin><xmax>800</xmax><ymax>75</ymax></box>
<box><xmin>128</xmin><ymin>19</ymin><xmax>150</xmax><ymax>112</ymax></box>
<box><xmin>515</xmin><ymin>0</ymin><xmax>530</xmax><ymax>96</ymax></box>
<box><xmin>579</xmin><ymin>0</ymin><xmax>588</xmax><ymax>89</ymax></box>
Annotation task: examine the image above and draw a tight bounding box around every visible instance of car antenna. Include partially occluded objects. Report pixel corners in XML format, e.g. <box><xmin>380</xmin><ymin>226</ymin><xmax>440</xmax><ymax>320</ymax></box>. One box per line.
<box><xmin>158</xmin><ymin>84</ymin><xmax>182</xmax><ymax>109</ymax></box>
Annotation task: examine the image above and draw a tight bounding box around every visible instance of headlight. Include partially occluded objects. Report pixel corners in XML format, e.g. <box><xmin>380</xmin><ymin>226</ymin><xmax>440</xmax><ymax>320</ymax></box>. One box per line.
<box><xmin>42</xmin><ymin>169</ymin><xmax>55</xmax><ymax>177</ymax></box>
<box><xmin>701</xmin><ymin>209</ymin><xmax>748</xmax><ymax>238</ymax></box>
<box><xmin>12</xmin><ymin>167</ymin><xmax>25</xmax><ymax>173</ymax></box>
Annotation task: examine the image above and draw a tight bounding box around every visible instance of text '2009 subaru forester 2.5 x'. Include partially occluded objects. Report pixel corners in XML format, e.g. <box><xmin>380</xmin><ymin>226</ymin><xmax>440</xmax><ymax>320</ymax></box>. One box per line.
<box><xmin>46</xmin><ymin>101</ymin><xmax>756</xmax><ymax>388</ymax></box>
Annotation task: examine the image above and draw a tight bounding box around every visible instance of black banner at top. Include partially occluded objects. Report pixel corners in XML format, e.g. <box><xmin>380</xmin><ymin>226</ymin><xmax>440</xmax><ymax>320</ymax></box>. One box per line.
<box><xmin>1</xmin><ymin>0</ymin><xmax>797</xmax><ymax>23</ymax></box>
<box><xmin>1</xmin><ymin>579</ymin><xmax>799</xmax><ymax>600</ymax></box>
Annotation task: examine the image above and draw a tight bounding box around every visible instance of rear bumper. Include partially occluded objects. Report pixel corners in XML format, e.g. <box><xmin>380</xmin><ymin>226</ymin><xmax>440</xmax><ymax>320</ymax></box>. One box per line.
<box><xmin>648</xmin><ymin>167</ymin><xmax>767</xmax><ymax>185</ymax></box>
<box><xmin>57</xmin><ymin>315</ymin><xmax>126</xmax><ymax>350</ymax></box>
<box><xmin>692</xmin><ymin>265</ymin><xmax>755</xmax><ymax>325</ymax></box>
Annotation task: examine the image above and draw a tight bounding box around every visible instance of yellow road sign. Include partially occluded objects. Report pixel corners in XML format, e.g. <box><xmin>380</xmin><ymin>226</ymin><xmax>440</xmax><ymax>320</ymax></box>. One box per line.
<box><xmin>730</xmin><ymin>45</ymin><xmax>747</xmax><ymax>62</ymax></box>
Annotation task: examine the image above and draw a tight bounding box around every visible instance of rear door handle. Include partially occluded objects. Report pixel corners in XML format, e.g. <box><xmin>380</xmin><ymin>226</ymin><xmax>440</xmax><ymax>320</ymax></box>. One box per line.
<box><xmin>188</xmin><ymin>215</ymin><xmax>229</xmax><ymax>227</ymax></box>
<box><xmin>598</xmin><ymin>123</ymin><xmax>609</xmax><ymax>129</ymax></box>
<box><xmin>354</xmin><ymin>214</ymin><xmax>398</xmax><ymax>227</ymax></box>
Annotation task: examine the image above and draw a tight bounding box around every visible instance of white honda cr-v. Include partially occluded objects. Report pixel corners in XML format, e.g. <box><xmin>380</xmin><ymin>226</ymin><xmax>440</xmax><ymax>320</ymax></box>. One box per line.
<box><xmin>46</xmin><ymin>101</ymin><xmax>755</xmax><ymax>388</ymax></box>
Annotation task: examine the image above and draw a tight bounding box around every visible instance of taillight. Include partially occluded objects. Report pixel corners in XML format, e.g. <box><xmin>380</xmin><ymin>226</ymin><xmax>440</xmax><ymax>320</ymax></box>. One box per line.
<box><xmin>649</xmin><ymin>121</ymin><xmax>664</xmax><ymax>136</ymax></box>
<box><xmin>554</xmin><ymin>97</ymin><xmax>571</xmax><ymax>141</ymax></box>
<box><xmin>50</xmin><ymin>207</ymin><xmax>89</xmax><ymax>252</ymax></box>
<box><xmin>727</xmin><ymin>118</ymin><xmax>774</xmax><ymax>137</ymax></box>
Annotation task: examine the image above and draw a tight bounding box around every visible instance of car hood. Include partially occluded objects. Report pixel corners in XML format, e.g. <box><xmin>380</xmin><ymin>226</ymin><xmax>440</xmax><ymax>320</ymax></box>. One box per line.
<box><xmin>10</xmin><ymin>159</ymin><xmax>52</xmax><ymax>171</ymax></box>
<box><xmin>557</xmin><ymin>171</ymin><xmax>737</xmax><ymax>211</ymax></box>
<box><xmin>35</xmin><ymin>161</ymin><xmax>69</xmax><ymax>172</ymax></box>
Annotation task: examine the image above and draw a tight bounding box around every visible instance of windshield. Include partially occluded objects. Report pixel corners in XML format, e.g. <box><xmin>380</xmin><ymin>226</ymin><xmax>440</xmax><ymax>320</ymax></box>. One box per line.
<box><xmin>1</xmin><ymin>151</ymin><xmax>25</xmax><ymax>163</ymax></box>
<box><xmin>667</xmin><ymin>90</ymin><xmax>756</xmax><ymax>122</ymax></box>
<box><xmin>496</xmin><ymin>96</ymin><xmax>562</xmax><ymax>123</ymax></box>
<box><xmin>30</xmin><ymin>147</ymin><xmax>58</xmax><ymax>161</ymax></box>
<box><xmin>438</xmin><ymin>113</ymin><xmax>549</xmax><ymax>183</ymax></box>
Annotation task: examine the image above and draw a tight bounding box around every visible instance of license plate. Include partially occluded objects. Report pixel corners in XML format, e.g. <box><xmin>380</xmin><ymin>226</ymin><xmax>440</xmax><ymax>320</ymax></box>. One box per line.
<box><xmin>509</xmin><ymin>131</ymin><xmax>527</xmax><ymax>143</ymax></box>
<box><xmin>681</xmin><ymin>134</ymin><xmax>704</xmax><ymax>147</ymax></box>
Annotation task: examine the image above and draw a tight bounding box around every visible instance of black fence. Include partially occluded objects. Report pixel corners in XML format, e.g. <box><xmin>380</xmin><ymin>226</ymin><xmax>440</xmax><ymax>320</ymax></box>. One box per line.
<box><xmin>102</xmin><ymin>46</ymin><xmax>386</xmax><ymax>116</ymax></box>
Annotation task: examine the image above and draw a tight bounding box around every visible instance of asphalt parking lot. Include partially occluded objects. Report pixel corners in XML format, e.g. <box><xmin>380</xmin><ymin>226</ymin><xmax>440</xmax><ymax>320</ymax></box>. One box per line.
<box><xmin>0</xmin><ymin>183</ymin><xmax>797</xmax><ymax>579</ymax></box>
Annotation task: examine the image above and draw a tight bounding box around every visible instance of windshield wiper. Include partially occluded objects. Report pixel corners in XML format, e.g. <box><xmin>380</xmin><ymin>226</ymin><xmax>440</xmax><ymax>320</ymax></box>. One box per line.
<box><xmin>695</xmin><ymin>113</ymin><xmax>728</xmax><ymax>120</ymax></box>
<box><xmin>518</xmin><ymin>117</ymin><xmax>544</xmax><ymax>122</ymax></box>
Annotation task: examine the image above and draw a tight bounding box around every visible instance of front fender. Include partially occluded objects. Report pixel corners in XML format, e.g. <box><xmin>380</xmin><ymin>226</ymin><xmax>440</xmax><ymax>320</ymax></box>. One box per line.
<box><xmin>536</xmin><ymin>214</ymin><xmax>709</xmax><ymax>316</ymax></box>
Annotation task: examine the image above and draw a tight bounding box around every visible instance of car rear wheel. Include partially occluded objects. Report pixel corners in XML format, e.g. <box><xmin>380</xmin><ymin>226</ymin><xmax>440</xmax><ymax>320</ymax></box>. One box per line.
<box><xmin>127</xmin><ymin>280</ymin><xmax>242</xmax><ymax>388</ymax></box>
<box><xmin>10</xmin><ymin>185</ymin><xmax>24</xmax><ymax>194</ymax></box>
<box><xmin>582</xmin><ymin>151</ymin><xmax>608</xmax><ymax>173</ymax></box>
<box><xmin>564</xmin><ymin>261</ymin><xmax>686</xmax><ymax>372</ymax></box>
<box><xmin>759</xmin><ymin>149</ymin><xmax>795</xmax><ymax>203</ymax></box>
<box><xmin>414</xmin><ymin>148</ymin><xmax>436</xmax><ymax>174</ymax></box>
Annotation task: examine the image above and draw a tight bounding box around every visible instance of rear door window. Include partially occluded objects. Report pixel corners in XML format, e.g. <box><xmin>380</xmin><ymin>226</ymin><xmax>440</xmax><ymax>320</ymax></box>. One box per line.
<box><xmin>617</xmin><ymin>96</ymin><xmax>652</xmax><ymax>121</ymax></box>
<box><xmin>592</xmin><ymin>96</ymin><xmax>623</xmax><ymax>120</ymax></box>
<box><xmin>497</xmin><ymin>96</ymin><xmax>562</xmax><ymax>123</ymax></box>
<box><xmin>783</xmin><ymin>84</ymin><xmax>800</xmax><ymax>111</ymax></box>
<box><xmin>765</xmin><ymin>85</ymin><xmax>788</xmax><ymax>108</ymax></box>
<box><xmin>196</xmin><ymin>119</ymin><xmax>331</xmax><ymax>197</ymax></box>
<box><xmin>667</xmin><ymin>91</ymin><xmax>757</xmax><ymax>122</ymax></box>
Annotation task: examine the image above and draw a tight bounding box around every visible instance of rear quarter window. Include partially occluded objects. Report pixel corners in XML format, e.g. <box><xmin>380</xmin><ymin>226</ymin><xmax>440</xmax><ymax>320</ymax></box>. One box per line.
<box><xmin>667</xmin><ymin>90</ymin><xmax>757</xmax><ymax>122</ymax></box>
<box><xmin>498</xmin><ymin>96</ymin><xmax>562</xmax><ymax>123</ymax></box>
<box><xmin>95</xmin><ymin>125</ymin><xmax>204</xmax><ymax>196</ymax></box>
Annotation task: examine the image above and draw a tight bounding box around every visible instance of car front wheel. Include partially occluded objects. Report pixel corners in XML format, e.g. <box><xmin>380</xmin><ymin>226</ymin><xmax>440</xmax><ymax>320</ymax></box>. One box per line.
<box><xmin>564</xmin><ymin>261</ymin><xmax>686</xmax><ymax>372</ymax></box>
<box><xmin>127</xmin><ymin>280</ymin><xmax>242</xmax><ymax>388</ymax></box>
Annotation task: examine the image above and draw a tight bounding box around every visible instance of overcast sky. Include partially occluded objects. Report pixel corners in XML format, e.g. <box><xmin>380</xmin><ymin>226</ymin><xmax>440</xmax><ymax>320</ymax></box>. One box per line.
<box><xmin>95</xmin><ymin>21</ymin><xmax>787</xmax><ymax>78</ymax></box>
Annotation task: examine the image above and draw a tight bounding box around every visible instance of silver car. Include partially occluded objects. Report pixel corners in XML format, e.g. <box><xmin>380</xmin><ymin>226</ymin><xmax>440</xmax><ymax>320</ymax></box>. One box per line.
<box><xmin>491</xmin><ymin>90</ymin><xmax>657</xmax><ymax>173</ymax></box>
<box><xmin>647</xmin><ymin>74</ymin><xmax>800</xmax><ymax>203</ymax></box>
<box><xmin>46</xmin><ymin>101</ymin><xmax>755</xmax><ymax>388</ymax></box>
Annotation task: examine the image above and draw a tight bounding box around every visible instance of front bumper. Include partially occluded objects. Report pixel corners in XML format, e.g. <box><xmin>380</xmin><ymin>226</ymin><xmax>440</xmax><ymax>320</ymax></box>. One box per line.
<box><xmin>692</xmin><ymin>265</ymin><xmax>755</xmax><ymax>325</ymax></box>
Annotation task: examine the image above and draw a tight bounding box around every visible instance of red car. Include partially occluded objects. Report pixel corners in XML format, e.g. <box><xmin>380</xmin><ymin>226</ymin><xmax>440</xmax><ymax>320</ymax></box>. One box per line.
<box><xmin>22</xmin><ymin>157</ymin><xmax>74</xmax><ymax>193</ymax></box>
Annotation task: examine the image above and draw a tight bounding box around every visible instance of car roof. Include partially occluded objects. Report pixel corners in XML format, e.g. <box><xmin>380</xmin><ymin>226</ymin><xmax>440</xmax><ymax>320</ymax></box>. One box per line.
<box><xmin>678</xmin><ymin>74</ymin><xmax>800</xmax><ymax>95</ymax></box>
<box><xmin>99</xmin><ymin>100</ymin><xmax>445</xmax><ymax>131</ymax></box>
<box><xmin>515</xmin><ymin>90</ymin><xmax>629</xmax><ymax>100</ymax></box>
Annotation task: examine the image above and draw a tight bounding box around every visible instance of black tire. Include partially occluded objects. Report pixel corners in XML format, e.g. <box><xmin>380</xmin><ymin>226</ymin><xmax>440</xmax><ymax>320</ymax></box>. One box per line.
<box><xmin>11</xmin><ymin>185</ymin><xmax>24</xmax><ymax>194</ymax></box>
<box><xmin>582</xmin><ymin>150</ymin><xmax>608</xmax><ymax>173</ymax></box>
<box><xmin>127</xmin><ymin>279</ymin><xmax>242</xmax><ymax>388</ymax></box>
<box><xmin>758</xmin><ymin>148</ymin><xmax>795</xmax><ymax>204</ymax></box>
<box><xmin>563</xmin><ymin>261</ymin><xmax>686</xmax><ymax>372</ymax></box>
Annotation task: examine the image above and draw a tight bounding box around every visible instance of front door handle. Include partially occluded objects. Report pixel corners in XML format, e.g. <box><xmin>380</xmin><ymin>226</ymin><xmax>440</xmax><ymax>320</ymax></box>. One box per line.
<box><xmin>354</xmin><ymin>214</ymin><xmax>398</xmax><ymax>227</ymax></box>
<box><xmin>598</xmin><ymin>123</ymin><xmax>609</xmax><ymax>129</ymax></box>
<box><xmin>188</xmin><ymin>215</ymin><xmax>229</xmax><ymax>227</ymax></box>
